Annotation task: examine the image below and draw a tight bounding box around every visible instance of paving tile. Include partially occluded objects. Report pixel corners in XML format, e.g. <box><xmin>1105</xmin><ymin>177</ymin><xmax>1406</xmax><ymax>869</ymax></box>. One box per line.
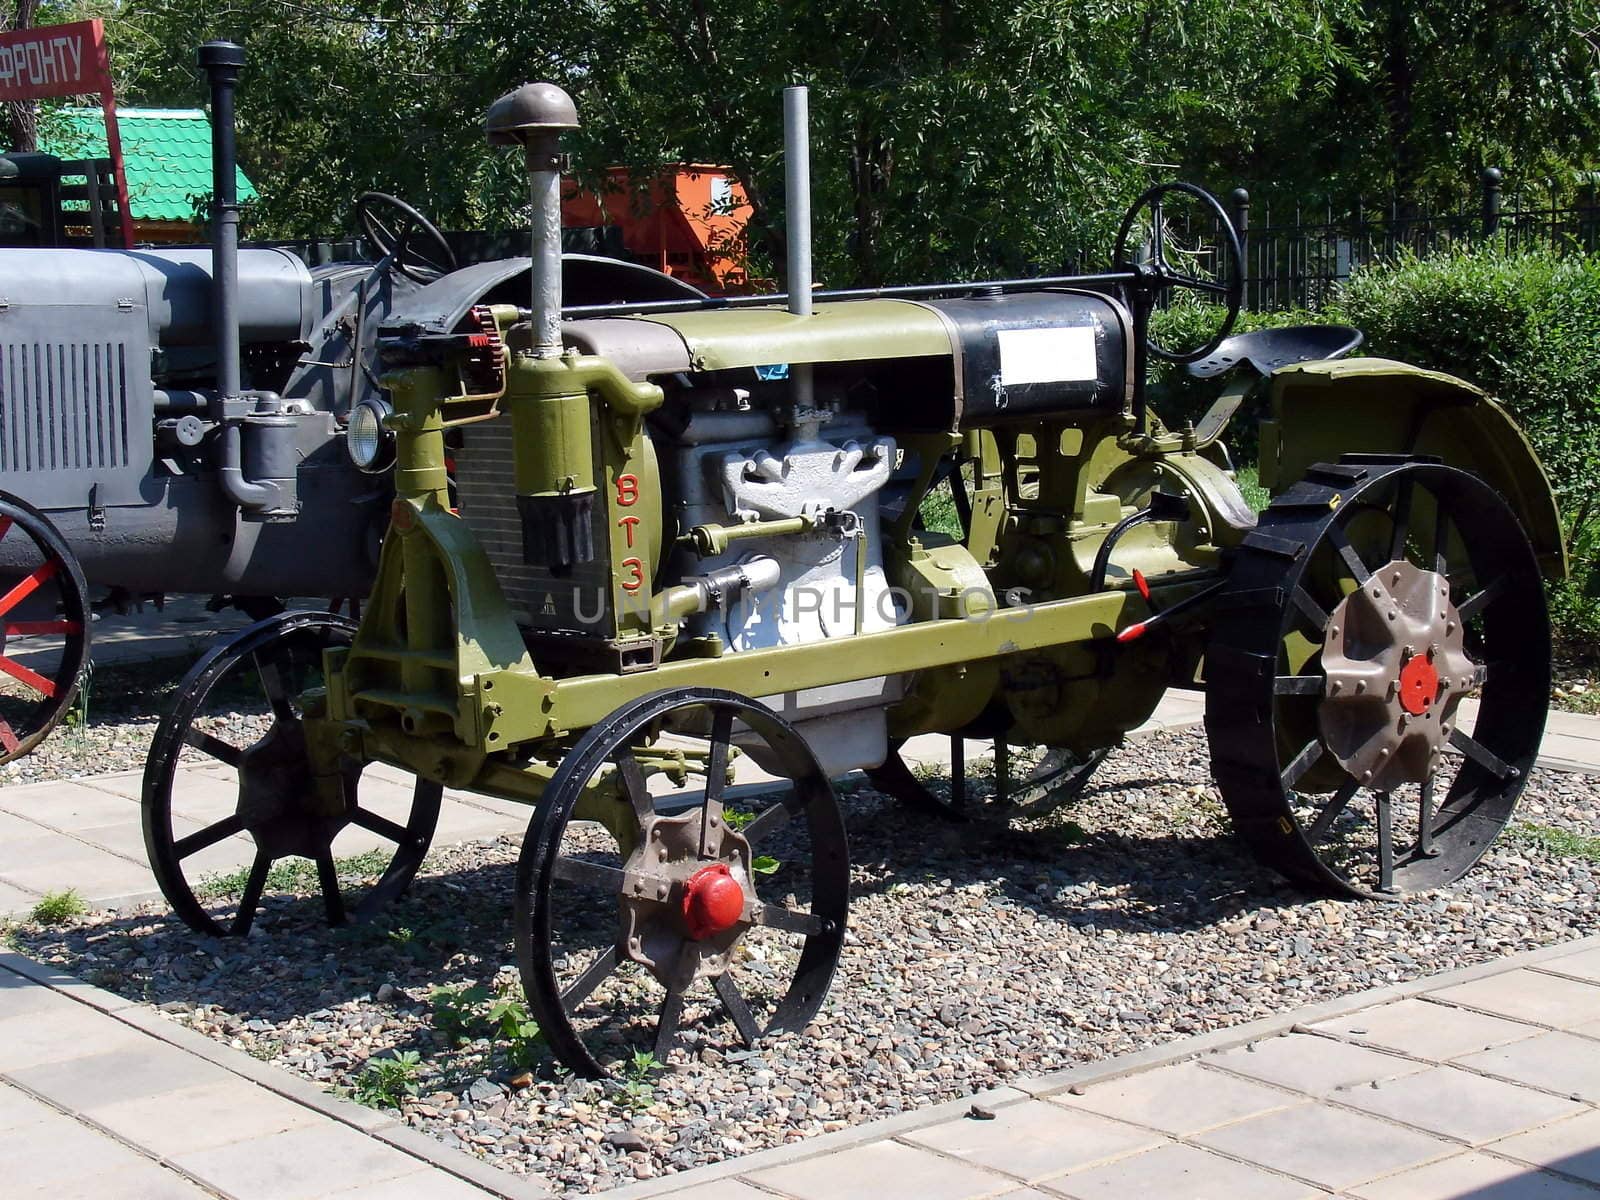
<box><xmin>0</xmin><ymin>780</ymin><xmax>141</xmax><ymax>830</ymax></box>
<box><xmin>10</xmin><ymin>1041</ymin><xmax>229</xmax><ymax>1112</ymax></box>
<box><xmin>1195</xmin><ymin>1103</ymin><xmax>1454</xmax><ymax>1191</ymax></box>
<box><xmin>901</xmin><ymin>1099</ymin><xmax>1163</xmax><ymax>1182</ymax></box>
<box><xmin>0</xmin><ymin>967</ymin><xmax>80</xmax><ymax>1018</ymax></box>
<box><xmin>0</xmin><ymin>878</ymin><xmax>42</xmax><ymax>914</ymax></box>
<box><xmin>1335</xmin><ymin>1064</ymin><xmax>1583</xmax><ymax>1144</ymax></box>
<box><xmin>1455</xmin><ymin>1031</ymin><xmax>1600</xmax><ymax>1102</ymax></box>
<box><xmin>16</xmin><ymin>1158</ymin><xmax>215</xmax><ymax>1199</ymax></box>
<box><xmin>0</xmin><ymin>1080</ymin><xmax>52</xmax><ymax>1131</ymax></box>
<box><xmin>1432</xmin><ymin>971</ymin><xmax>1600</xmax><ymax>1029</ymax></box>
<box><xmin>1206</xmin><ymin>1033</ymin><xmax>1423</xmax><ymax>1096</ymax></box>
<box><xmin>0</xmin><ymin>1109</ymin><xmax>151</xmax><ymax>1191</ymax></box>
<box><xmin>1545</xmin><ymin>946</ymin><xmax>1600</xmax><ymax>985</ymax></box>
<box><xmin>0</xmin><ymin>840</ymin><xmax>155</xmax><ymax>900</ymax></box>
<box><xmin>0</xmin><ymin>1000</ymin><xmax>148</xmax><ymax>1070</ymax></box>
<box><xmin>324</xmin><ymin>1167</ymin><xmax>502</xmax><ymax>1199</ymax></box>
<box><xmin>175</xmin><ymin>1121</ymin><xmax>425</xmax><ymax>1200</ymax></box>
<box><xmin>84</xmin><ymin>1076</ymin><xmax>321</xmax><ymax>1155</ymax></box>
<box><xmin>1349</xmin><ymin>1150</ymin><xmax>1600</xmax><ymax>1199</ymax></box>
<box><xmin>1313</xmin><ymin>997</ymin><xmax>1540</xmax><ymax>1062</ymax></box>
<box><xmin>1052</xmin><ymin>1061</ymin><xmax>1303</xmax><ymax>1135</ymax></box>
<box><xmin>655</xmin><ymin>1182</ymin><xmax>773</xmax><ymax>1200</ymax></box>
<box><xmin>1045</xmin><ymin>1142</ymin><xmax>1320</xmax><ymax>1200</ymax></box>
<box><xmin>746</xmin><ymin>1138</ymin><xmax>1013</xmax><ymax>1200</ymax></box>
<box><xmin>1490</xmin><ymin>1110</ymin><xmax>1600</xmax><ymax>1186</ymax></box>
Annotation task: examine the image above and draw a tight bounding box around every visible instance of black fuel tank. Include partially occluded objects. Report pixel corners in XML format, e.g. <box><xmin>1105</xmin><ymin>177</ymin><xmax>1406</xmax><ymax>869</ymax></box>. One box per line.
<box><xmin>924</xmin><ymin>290</ymin><xmax>1132</xmax><ymax>426</ymax></box>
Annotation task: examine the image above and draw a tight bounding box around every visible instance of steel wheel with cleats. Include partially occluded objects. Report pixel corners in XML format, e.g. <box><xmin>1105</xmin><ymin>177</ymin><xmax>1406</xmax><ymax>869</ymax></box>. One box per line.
<box><xmin>516</xmin><ymin>687</ymin><xmax>849</xmax><ymax>1079</ymax></box>
<box><xmin>143</xmin><ymin>611</ymin><xmax>442</xmax><ymax>936</ymax></box>
<box><xmin>1207</xmin><ymin>457</ymin><xmax>1549</xmax><ymax>897</ymax></box>
<box><xmin>0</xmin><ymin>493</ymin><xmax>89</xmax><ymax>765</ymax></box>
<box><xmin>867</xmin><ymin>736</ymin><xmax>1107</xmax><ymax>822</ymax></box>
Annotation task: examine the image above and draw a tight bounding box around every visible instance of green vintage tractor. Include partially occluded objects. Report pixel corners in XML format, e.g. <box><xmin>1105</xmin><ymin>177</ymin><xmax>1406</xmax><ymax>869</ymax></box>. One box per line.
<box><xmin>142</xmin><ymin>82</ymin><xmax>1565</xmax><ymax>1078</ymax></box>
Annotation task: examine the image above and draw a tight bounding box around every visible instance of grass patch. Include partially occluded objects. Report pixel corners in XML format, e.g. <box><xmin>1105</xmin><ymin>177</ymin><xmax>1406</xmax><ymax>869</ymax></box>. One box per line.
<box><xmin>351</xmin><ymin>1049</ymin><xmax>423</xmax><ymax>1109</ymax></box>
<box><xmin>29</xmin><ymin>889</ymin><xmax>87</xmax><ymax>925</ymax></box>
<box><xmin>1234</xmin><ymin>464</ymin><xmax>1270</xmax><ymax>514</ymax></box>
<box><xmin>197</xmin><ymin>849</ymin><xmax>393</xmax><ymax>899</ymax></box>
<box><xmin>1507</xmin><ymin>822</ymin><xmax>1600</xmax><ymax>863</ymax></box>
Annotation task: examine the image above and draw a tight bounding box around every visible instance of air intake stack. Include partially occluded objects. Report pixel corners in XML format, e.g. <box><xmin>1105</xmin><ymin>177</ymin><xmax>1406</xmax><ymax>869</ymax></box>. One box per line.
<box><xmin>486</xmin><ymin>82</ymin><xmax>596</xmax><ymax>573</ymax></box>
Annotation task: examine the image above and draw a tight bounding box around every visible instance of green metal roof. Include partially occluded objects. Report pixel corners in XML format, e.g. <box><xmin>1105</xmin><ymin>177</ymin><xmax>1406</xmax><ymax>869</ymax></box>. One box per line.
<box><xmin>39</xmin><ymin>108</ymin><xmax>256</xmax><ymax>224</ymax></box>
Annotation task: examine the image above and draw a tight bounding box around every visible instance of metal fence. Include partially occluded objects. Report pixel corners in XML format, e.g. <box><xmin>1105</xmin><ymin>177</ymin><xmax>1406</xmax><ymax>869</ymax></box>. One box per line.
<box><xmin>1229</xmin><ymin>172</ymin><xmax>1600</xmax><ymax>311</ymax></box>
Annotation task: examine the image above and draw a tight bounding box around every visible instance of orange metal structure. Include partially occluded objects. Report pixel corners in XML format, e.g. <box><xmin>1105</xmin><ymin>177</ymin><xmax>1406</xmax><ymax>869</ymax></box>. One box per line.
<box><xmin>561</xmin><ymin>165</ymin><xmax>756</xmax><ymax>294</ymax></box>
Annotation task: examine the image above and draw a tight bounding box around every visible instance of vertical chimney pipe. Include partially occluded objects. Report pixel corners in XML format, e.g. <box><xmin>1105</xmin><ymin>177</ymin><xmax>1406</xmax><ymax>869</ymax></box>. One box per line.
<box><xmin>198</xmin><ymin>41</ymin><xmax>245</xmax><ymax>405</ymax></box>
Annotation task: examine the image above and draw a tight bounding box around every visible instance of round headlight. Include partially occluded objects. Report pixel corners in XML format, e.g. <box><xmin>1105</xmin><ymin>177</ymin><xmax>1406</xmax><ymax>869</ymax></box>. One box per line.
<box><xmin>347</xmin><ymin>398</ymin><xmax>394</xmax><ymax>472</ymax></box>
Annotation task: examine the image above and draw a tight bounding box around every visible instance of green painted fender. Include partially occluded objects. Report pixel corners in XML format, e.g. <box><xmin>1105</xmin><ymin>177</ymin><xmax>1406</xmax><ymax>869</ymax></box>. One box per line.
<box><xmin>1259</xmin><ymin>357</ymin><xmax>1567</xmax><ymax>579</ymax></box>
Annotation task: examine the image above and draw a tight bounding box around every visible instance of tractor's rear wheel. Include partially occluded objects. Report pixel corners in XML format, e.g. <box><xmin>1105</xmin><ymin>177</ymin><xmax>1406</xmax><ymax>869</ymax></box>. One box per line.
<box><xmin>1206</xmin><ymin>458</ymin><xmax>1548</xmax><ymax>897</ymax></box>
<box><xmin>516</xmin><ymin>687</ymin><xmax>849</xmax><ymax>1079</ymax></box>
<box><xmin>0</xmin><ymin>493</ymin><xmax>89</xmax><ymax>765</ymax></box>
<box><xmin>143</xmin><ymin>611</ymin><xmax>441</xmax><ymax>935</ymax></box>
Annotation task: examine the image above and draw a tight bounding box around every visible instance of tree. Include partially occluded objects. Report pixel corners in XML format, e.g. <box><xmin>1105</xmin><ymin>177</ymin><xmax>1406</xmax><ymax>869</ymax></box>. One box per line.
<box><xmin>3</xmin><ymin>0</ymin><xmax>43</xmax><ymax>152</ymax></box>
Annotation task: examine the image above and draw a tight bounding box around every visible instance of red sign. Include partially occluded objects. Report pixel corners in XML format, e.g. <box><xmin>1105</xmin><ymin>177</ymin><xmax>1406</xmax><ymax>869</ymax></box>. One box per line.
<box><xmin>0</xmin><ymin>19</ymin><xmax>132</xmax><ymax>248</ymax></box>
<box><xmin>0</xmin><ymin>19</ymin><xmax>111</xmax><ymax>102</ymax></box>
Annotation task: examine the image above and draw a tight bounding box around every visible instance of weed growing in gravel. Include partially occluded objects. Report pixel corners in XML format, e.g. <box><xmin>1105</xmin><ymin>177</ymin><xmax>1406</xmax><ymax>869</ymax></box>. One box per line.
<box><xmin>751</xmin><ymin>854</ymin><xmax>780</xmax><ymax>874</ymax></box>
<box><xmin>722</xmin><ymin>806</ymin><xmax>755</xmax><ymax>830</ymax></box>
<box><xmin>430</xmin><ymin>983</ymin><xmax>491</xmax><ymax>1046</ymax></box>
<box><xmin>352</xmin><ymin>1049</ymin><xmax>423</xmax><ymax>1109</ymax></box>
<box><xmin>1509</xmin><ymin>821</ymin><xmax>1600</xmax><ymax>862</ymax></box>
<box><xmin>29</xmin><ymin>889</ymin><xmax>86</xmax><ymax>925</ymax></box>
<box><xmin>486</xmin><ymin>992</ymin><xmax>544</xmax><ymax>1068</ymax></box>
<box><xmin>198</xmin><ymin>849</ymin><xmax>392</xmax><ymax>899</ymax></box>
<box><xmin>618</xmin><ymin>1050</ymin><xmax>664</xmax><ymax>1111</ymax></box>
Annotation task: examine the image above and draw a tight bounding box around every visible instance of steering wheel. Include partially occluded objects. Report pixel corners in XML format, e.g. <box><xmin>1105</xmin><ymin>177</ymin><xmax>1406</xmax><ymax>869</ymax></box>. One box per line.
<box><xmin>354</xmin><ymin>192</ymin><xmax>458</xmax><ymax>283</ymax></box>
<box><xmin>1113</xmin><ymin>182</ymin><xmax>1244</xmax><ymax>364</ymax></box>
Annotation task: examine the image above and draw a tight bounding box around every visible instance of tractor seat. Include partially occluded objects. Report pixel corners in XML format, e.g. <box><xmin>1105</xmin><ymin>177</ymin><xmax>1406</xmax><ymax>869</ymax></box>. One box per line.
<box><xmin>1184</xmin><ymin>324</ymin><xmax>1364</xmax><ymax>379</ymax></box>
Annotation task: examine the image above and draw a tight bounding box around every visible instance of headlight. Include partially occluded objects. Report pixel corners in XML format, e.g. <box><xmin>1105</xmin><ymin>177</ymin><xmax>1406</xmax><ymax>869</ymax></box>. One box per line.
<box><xmin>346</xmin><ymin>398</ymin><xmax>394</xmax><ymax>472</ymax></box>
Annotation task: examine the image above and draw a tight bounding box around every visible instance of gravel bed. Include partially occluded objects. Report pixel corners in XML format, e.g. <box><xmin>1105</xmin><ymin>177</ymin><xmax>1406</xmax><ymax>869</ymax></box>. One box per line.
<box><xmin>10</xmin><ymin>726</ymin><xmax>1598</xmax><ymax>1194</ymax></box>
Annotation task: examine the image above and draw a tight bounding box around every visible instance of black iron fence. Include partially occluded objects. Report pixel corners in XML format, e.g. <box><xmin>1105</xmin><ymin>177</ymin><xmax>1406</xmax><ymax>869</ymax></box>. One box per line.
<box><xmin>1229</xmin><ymin>171</ymin><xmax>1600</xmax><ymax>311</ymax></box>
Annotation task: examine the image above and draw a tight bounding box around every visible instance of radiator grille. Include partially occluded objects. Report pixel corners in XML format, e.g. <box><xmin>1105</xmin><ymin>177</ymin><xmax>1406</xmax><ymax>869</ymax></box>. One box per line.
<box><xmin>0</xmin><ymin>340</ymin><xmax>133</xmax><ymax>475</ymax></box>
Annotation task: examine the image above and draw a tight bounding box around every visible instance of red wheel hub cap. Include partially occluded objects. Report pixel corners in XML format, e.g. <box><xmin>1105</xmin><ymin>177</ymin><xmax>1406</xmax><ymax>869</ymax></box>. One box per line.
<box><xmin>1399</xmin><ymin>653</ymin><xmax>1440</xmax><ymax>715</ymax></box>
<box><xmin>682</xmin><ymin>862</ymin><xmax>745</xmax><ymax>939</ymax></box>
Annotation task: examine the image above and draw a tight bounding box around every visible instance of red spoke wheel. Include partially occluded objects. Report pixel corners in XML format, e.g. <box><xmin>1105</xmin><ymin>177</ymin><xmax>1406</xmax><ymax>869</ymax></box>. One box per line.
<box><xmin>142</xmin><ymin>611</ymin><xmax>441</xmax><ymax>936</ymax></box>
<box><xmin>517</xmin><ymin>687</ymin><xmax>849</xmax><ymax>1079</ymax></box>
<box><xmin>1207</xmin><ymin>457</ymin><xmax>1549</xmax><ymax>897</ymax></box>
<box><xmin>0</xmin><ymin>493</ymin><xmax>89</xmax><ymax>765</ymax></box>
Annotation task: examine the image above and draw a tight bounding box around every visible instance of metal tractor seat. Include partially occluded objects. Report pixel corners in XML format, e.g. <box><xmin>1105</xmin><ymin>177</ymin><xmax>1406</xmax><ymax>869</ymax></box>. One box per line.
<box><xmin>1185</xmin><ymin>324</ymin><xmax>1364</xmax><ymax>379</ymax></box>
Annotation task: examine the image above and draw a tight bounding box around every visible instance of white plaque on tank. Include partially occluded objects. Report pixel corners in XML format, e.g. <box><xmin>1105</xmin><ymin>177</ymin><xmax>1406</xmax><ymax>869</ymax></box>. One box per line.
<box><xmin>997</xmin><ymin>325</ymin><xmax>1098</xmax><ymax>385</ymax></box>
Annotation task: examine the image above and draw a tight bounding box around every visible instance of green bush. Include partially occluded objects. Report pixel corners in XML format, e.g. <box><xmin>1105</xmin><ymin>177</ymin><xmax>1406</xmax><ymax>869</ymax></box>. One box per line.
<box><xmin>1336</xmin><ymin>249</ymin><xmax>1600</xmax><ymax>648</ymax></box>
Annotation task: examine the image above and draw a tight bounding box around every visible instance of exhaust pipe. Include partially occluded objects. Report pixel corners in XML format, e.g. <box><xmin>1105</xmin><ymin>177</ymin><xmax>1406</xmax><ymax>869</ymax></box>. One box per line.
<box><xmin>783</xmin><ymin>86</ymin><xmax>817</xmax><ymax>430</ymax></box>
<box><xmin>198</xmin><ymin>41</ymin><xmax>298</xmax><ymax>521</ymax></box>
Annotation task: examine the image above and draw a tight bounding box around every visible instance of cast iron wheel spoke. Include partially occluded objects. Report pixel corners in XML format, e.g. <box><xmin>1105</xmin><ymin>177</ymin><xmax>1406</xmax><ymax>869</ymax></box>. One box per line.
<box><xmin>552</xmin><ymin>855</ymin><xmax>627</xmax><ymax>892</ymax></box>
<box><xmin>753</xmin><ymin>901</ymin><xmax>826</xmax><ymax>937</ymax></box>
<box><xmin>0</xmin><ymin>719</ymin><xmax>18</xmax><ymax>754</ymax></box>
<box><xmin>254</xmin><ymin>655</ymin><xmax>296</xmax><ymax>724</ymax></box>
<box><xmin>232</xmin><ymin>851</ymin><xmax>272</xmax><ymax>936</ymax></box>
<box><xmin>0</xmin><ymin>653</ymin><xmax>57</xmax><ymax>697</ymax></box>
<box><xmin>184</xmin><ymin>726</ymin><xmax>243</xmax><ymax>768</ymax></box>
<box><xmin>1206</xmin><ymin>459</ymin><xmax>1547</xmax><ymax>899</ymax></box>
<box><xmin>315</xmin><ymin>850</ymin><xmax>346</xmax><ymax>925</ymax></box>
<box><xmin>1449</xmin><ymin>728</ymin><xmax>1517</xmax><ymax>781</ymax></box>
<box><xmin>1150</xmin><ymin>197</ymin><xmax>1165</xmax><ymax>266</ymax></box>
<box><xmin>518</xmin><ymin>687</ymin><xmax>848</xmax><ymax>1079</ymax></box>
<box><xmin>713</xmin><ymin>973</ymin><xmax>762</xmax><ymax>1048</ymax></box>
<box><xmin>1324</xmin><ymin>521</ymin><xmax>1373</xmax><ymax>585</ymax></box>
<box><xmin>741</xmin><ymin>800</ymin><xmax>793</xmax><ymax>847</ymax></box>
<box><xmin>0</xmin><ymin>516</ymin><xmax>11</xmax><ymax>544</ymax></box>
<box><xmin>1304</xmin><ymin>779</ymin><xmax>1360</xmax><ymax>843</ymax></box>
<box><xmin>1388</xmin><ymin>478</ymin><xmax>1415</xmax><ymax>563</ymax></box>
<box><xmin>1281</xmin><ymin>739</ymin><xmax>1325</xmax><ymax>790</ymax></box>
<box><xmin>653</xmin><ymin>984</ymin><xmax>686</xmax><ymax>1060</ymax></box>
<box><xmin>1457</xmin><ymin>577</ymin><xmax>1506</xmax><ymax>621</ymax></box>
<box><xmin>1275</xmin><ymin>675</ymin><xmax>1324</xmax><ymax>695</ymax></box>
<box><xmin>349</xmin><ymin>807</ymin><xmax>410</xmax><ymax>844</ymax></box>
<box><xmin>700</xmin><ymin>708</ymin><xmax>733</xmax><ymax>855</ymax></box>
<box><xmin>0</xmin><ymin>558</ymin><xmax>59</xmax><ymax>618</ymax></box>
<box><xmin>173</xmin><ymin>813</ymin><xmax>245</xmax><ymax>859</ymax></box>
<box><xmin>613</xmin><ymin>749</ymin><xmax>655</xmax><ymax>824</ymax></box>
<box><xmin>1292</xmin><ymin>586</ymin><xmax>1330</xmax><ymax>632</ymax></box>
<box><xmin>1183</xmin><ymin>276</ymin><xmax>1231</xmax><ymax>297</ymax></box>
<box><xmin>142</xmin><ymin>611</ymin><xmax>439</xmax><ymax>939</ymax></box>
<box><xmin>560</xmin><ymin>946</ymin><xmax>620</xmax><ymax>1013</ymax></box>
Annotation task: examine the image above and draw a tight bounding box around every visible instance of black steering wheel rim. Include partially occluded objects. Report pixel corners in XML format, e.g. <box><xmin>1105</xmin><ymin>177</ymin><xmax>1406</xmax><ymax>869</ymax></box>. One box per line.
<box><xmin>354</xmin><ymin>191</ymin><xmax>457</xmax><ymax>283</ymax></box>
<box><xmin>1113</xmin><ymin>181</ymin><xmax>1244</xmax><ymax>364</ymax></box>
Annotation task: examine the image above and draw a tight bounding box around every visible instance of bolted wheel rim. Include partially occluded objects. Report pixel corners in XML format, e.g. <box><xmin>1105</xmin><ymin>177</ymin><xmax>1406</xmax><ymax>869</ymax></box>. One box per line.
<box><xmin>1206</xmin><ymin>458</ymin><xmax>1549</xmax><ymax>898</ymax></box>
<box><xmin>143</xmin><ymin>611</ymin><xmax>441</xmax><ymax>936</ymax></box>
<box><xmin>516</xmin><ymin>687</ymin><xmax>849</xmax><ymax>1079</ymax></box>
<box><xmin>0</xmin><ymin>494</ymin><xmax>89</xmax><ymax>765</ymax></box>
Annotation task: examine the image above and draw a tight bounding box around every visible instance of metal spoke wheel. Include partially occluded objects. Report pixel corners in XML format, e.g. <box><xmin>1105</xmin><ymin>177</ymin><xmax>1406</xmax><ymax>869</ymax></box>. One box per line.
<box><xmin>1207</xmin><ymin>457</ymin><xmax>1549</xmax><ymax>897</ymax></box>
<box><xmin>516</xmin><ymin>687</ymin><xmax>849</xmax><ymax>1079</ymax></box>
<box><xmin>866</xmin><ymin>737</ymin><xmax>1107</xmax><ymax>822</ymax></box>
<box><xmin>143</xmin><ymin>611</ymin><xmax>442</xmax><ymax>936</ymax></box>
<box><xmin>0</xmin><ymin>493</ymin><xmax>89</xmax><ymax>764</ymax></box>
